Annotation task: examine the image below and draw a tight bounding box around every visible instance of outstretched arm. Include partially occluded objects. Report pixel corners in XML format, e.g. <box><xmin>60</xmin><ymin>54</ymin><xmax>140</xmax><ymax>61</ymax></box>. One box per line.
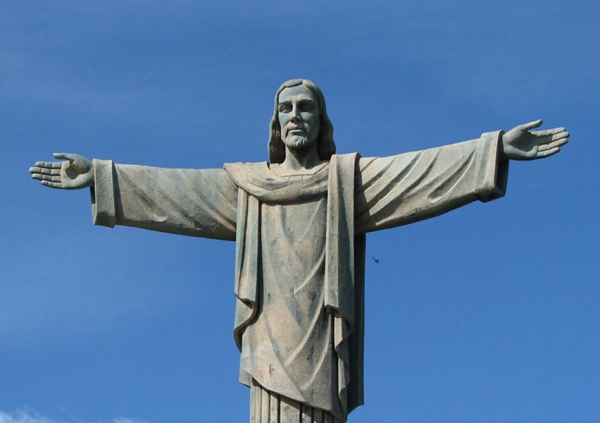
<box><xmin>29</xmin><ymin>153</ymin><xmax>94</xmax><ymax>189</ymax></box>
<box><xmin>355</xmin><ymin>132</ymin><xmax>507</xmax><ymax>233</ymax></box>
<box><xmin>30</xmin><ymin>153</ymin><xmax>237</xmax><ymax>239</ymax></box>
<box><xmin>502</xmin><ymin>120</ymin><xmax>569</xmax><ymax>161</ymax></box>
<box><xmin>355</xmin><ymin>120</ymin><xmax>569</xmax><ymax>233</ymax></box>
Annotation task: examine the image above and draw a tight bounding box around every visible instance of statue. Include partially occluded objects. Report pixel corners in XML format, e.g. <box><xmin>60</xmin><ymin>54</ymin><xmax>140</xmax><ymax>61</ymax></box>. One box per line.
<box><xmin>29</xmin><ymin>79</ymin><xmax>569</xmax><ymax>422</ymax></box>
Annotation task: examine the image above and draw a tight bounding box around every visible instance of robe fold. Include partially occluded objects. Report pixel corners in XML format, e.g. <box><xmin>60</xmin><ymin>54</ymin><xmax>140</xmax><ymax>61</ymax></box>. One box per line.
<box><xmin>91</xmin><ymin>132</ymin><xmax>508</xmax><ymax>421</ymax></box>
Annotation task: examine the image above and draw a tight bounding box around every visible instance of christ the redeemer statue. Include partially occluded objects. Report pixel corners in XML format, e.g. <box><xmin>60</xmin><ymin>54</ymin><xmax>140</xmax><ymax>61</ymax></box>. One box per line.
<box><xmin>30</xmin><ymin>79</ymin><xmax>569</xmax><ymax>423</ymax></box>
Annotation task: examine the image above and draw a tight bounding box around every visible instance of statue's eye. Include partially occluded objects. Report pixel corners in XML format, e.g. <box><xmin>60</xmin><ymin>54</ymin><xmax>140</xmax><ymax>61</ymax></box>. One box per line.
<box><xmin>279</xmin><ymin>105</ymin><xmax>292</xmax><ymax>113</ymax></box>
<box><xmin>298</xmin><ymin>101</ymin><xmax>316</xmax><ymax>112</ymax></box>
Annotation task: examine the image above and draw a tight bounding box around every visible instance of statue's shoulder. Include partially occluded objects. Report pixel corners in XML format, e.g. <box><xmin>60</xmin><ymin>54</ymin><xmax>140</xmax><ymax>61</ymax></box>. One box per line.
<box><xmin>224</xmin><ymin>161</ymin><xmax>269</xmax><ymax>172</ymax></box>
<box><xmin>334</xmin><ymin>153</ymin><xmax>361</xmax><ymax>159</ymax></box>
<box><xmin>223</xmin><ymin>161</ymin><xmax>271</xmax><ymax>184</ymax></box>
<box><xmin>331</xmin><ymin>152</ymin><xmax>362</xmax><ymax>167</ymax></box>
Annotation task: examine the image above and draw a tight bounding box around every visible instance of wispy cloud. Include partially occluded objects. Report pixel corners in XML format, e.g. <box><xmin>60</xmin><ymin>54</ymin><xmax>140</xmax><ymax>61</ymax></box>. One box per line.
<box><xmin>0</xmin><ymin>410</ymin><xmax>147</xmax><ymax>423</ymax></box>
<box><xmin>0</xmin><ymin>410</ymin><xmax>58</xmax><ymax>423</ymax></box>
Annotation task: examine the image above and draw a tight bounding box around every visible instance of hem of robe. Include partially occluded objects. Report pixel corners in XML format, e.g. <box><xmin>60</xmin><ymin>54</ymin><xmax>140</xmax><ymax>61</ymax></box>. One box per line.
<box><xmin>92</xmin><ymin>159</ymin><xmax>117</xmax><ymax>227</ymax></box>
<box><xmin>476</xmin><ymin>131</ymin><xmax>509</xmax><ymax>202</ymax></box>
<box><xmin>250</xmin><ymin>378</ymin><xmax>344</xmax><ymax>423</ymax></box>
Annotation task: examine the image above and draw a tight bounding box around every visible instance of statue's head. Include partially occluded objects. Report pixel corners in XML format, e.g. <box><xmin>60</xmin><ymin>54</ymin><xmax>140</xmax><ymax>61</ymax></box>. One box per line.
<box><xmin>268</xmin><ymin>79</ymin><xmax>336</xmax><ymax>164</ymax></box>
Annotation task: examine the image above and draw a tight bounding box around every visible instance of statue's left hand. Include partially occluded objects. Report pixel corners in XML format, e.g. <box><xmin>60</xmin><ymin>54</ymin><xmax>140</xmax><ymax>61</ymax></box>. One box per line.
<box><xmin>502</xmin><ymin>119</ymin><xmax>569</xmax><ymax>160</ymax></box>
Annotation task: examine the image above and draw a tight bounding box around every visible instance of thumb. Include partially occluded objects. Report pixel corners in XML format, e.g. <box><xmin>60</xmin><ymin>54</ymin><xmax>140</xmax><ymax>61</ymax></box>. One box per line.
<box><xmin>521</xmin><ymin>119</ymin><xmax>543</xmax><ymax>131</ymax></box>
<box><xmin>53</xmin><ymin>152</ymin><xmax>78</xmax><ymax>162</ymax></box>
<box><xmin>53</xmin><ymin>153</ymin><xmax>90</xmax><ymax>173</ymax></box>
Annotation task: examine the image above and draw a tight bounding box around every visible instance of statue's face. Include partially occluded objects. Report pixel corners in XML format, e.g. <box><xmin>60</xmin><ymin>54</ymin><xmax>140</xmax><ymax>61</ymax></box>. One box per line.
<box><xmin>278</xmin><ymin>85</ymin><xmax>320</xmax><ymax>150</ymax></box>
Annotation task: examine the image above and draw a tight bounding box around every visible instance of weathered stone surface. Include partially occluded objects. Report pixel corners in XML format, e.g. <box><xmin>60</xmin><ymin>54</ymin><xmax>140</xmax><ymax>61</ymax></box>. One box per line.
<box><xmin>29</xmin><ymin>79</ymin><xmax>569</xmax><ymax>422</ymax></box>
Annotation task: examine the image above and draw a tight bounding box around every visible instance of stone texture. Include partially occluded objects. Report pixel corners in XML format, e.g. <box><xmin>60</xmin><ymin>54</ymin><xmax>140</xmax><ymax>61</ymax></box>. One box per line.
<box><xmin>29</xmin><ymin>78</ymin><xmax>569</xmax><ymax>422</ymax></box>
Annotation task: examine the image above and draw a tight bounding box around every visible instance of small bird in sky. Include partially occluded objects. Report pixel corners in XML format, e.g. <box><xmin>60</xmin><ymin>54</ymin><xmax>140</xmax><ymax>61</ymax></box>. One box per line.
<box><xmin>372</xmin><ymin>257</ymin><xmax>379</xmax><ymax>264</ymax></box>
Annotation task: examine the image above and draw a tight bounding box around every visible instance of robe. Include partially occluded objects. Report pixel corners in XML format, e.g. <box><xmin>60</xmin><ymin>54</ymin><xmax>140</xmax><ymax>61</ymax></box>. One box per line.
<box><xmin>91</xmin><ymin>132</ymin><xmax>508</xmax><ymax>421</ymax></box>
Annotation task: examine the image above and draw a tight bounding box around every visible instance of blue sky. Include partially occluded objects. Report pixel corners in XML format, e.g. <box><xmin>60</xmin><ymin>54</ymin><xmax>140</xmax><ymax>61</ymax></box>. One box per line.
<box><xmin>1</xmin><ymin>0</ymin><xmax>598</xmax><ymax>422</ymax></box>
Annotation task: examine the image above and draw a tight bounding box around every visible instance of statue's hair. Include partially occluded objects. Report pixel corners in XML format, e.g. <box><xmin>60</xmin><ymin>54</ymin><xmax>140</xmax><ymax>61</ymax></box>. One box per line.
<box><xmin>268</xmin><ymin>79</ymin><xmax>336</xmax><ymax>164</ymax></box>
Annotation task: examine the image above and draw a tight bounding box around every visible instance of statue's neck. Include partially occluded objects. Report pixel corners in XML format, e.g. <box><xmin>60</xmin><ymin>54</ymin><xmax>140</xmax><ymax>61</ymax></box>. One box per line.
<box><xmin>281</xmin><ymin>144</ymin><xmax>324</xmax><ymax>173</ymax></box>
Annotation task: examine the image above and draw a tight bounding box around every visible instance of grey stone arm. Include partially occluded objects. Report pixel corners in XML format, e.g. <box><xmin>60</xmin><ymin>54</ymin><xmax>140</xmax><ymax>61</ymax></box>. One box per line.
<box><xmin>92</xmin><ymin>161</ymin><xmax>238</xmax><ymax>240</ymax></box>
<box><xmin>355</xmin><ymin>132</ymin><xmax>507</xmax><ymax>234</ymax></box>
<box><xmin>29</xmin><ymin>153</ymin><xmax>94</xmax><ymax>189</ymax></box>
<box><xmin>501</xmin><ymin>120</ymin><xmax>569</xmax><ymax>161</ymax></box>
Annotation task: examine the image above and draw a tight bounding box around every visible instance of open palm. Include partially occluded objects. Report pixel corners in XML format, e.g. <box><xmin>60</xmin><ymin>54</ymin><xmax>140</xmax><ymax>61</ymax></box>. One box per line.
<box><xmin>502</xmin><ymin>120</ymin><xmax>569</xmax><ymax>161</ymax></box>
<box><xmin>29</xmin><ymin>153</ymin><xmax>94</xmax><ymax>189</ymax></box>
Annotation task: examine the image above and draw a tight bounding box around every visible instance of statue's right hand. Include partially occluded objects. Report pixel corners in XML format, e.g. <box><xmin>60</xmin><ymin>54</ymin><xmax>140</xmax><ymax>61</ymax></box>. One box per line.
<box><xmin>29</xmin><ymin>153</ymin><xmax>94</xmax><ymax>189</ymax></box>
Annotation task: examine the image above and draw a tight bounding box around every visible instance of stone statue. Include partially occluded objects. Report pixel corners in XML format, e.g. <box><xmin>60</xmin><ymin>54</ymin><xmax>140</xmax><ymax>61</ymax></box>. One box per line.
<box><xmin>29</xmin><ymin>79</ymin><xmax>569</xmax><ymax>422</ymax></box>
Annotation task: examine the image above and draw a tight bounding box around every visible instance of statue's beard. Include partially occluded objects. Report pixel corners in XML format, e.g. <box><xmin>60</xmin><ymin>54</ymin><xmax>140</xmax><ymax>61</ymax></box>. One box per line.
<box><xmin>282</xmin><ymin>125</ymin><xmax>318</xmax><ymax>151</ymax></box>
<box><xmin>282</xmin><ymin>136</ymin><xmax>313</xmax><ymax>149</ymax></box>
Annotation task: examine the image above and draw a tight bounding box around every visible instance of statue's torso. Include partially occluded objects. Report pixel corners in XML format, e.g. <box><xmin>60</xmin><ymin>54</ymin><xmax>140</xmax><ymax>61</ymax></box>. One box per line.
<box><xmin>240</xmin><ymin>168</ymin><xmax>341</xmax><ymax>415</ymax></box>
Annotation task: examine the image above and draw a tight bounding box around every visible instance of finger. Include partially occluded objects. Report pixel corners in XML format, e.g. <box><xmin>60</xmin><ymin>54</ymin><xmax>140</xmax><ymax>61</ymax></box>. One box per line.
<box><xmin>40</xmin><ymin>180</ymin><xmax>63</xmax><ymax>189</ymax></box>
<box><xmin>536</xmin><ymin>147</ymin><xmax>560</xmax><ymax>158</ymax></box>
<box><xmin>552</xmin><ymin>137</ymin><xmax>568</xmax><ymax>148</ymax></box>
<box><xmin>34</xmin><ymin>161</ymin><xmax>63</xmax><ymax>169</ymax></box>
<box><xmin>32</xmin><ymin>173</ymin><xmax>61</xmax><ymax>182</ymax></box>
<box><xmin>543</xmin><ymin>138</ymin><xmax>569</xmax><ymax>150</ymax></box>
<box><xmin>538</xmin><ymin>137</ymin><xmax>567</xmax><ymax>151</ymax></box>
<box><xmin>53</xmin><ymin>152</ymin><xmax>77</xmax><ymax>162</ymax></box>
<box><xmin>521</xmin><ymin>119</ymin><xmax>544</xmax><ymax>131</ymax></box>
<box><xmin>552</xmin><ymin>130</ymin><xmax>569</xmax><ymax>141</ymax></box>
<box><xmin>533</xmin><ymin>132</ymin><xmax>570</xmax><ymax>147</ymax></box>
<box><xmin>29</xmin><ymin>166</ymin><xmax>60</xmax><ymax>176</ymax></box>
<box><xmin>531</xmin><ymin>127</ymin><xmax>566</xmax><ymax>137</ymax></box>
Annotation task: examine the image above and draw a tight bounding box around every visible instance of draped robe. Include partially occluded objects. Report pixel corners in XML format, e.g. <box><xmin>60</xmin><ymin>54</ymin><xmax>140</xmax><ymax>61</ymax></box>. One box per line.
<box><xmin>91</xmin><ymin>132</ymin><xmax>508</xmax><ymax>421</ymax></box>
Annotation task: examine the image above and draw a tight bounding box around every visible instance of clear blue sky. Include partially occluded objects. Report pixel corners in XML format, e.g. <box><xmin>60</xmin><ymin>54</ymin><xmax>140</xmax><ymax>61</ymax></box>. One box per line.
<box><xmin>1</xmin><ymin>1</ymin><xmax>598</xmax><ymax>422</ymax></box>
